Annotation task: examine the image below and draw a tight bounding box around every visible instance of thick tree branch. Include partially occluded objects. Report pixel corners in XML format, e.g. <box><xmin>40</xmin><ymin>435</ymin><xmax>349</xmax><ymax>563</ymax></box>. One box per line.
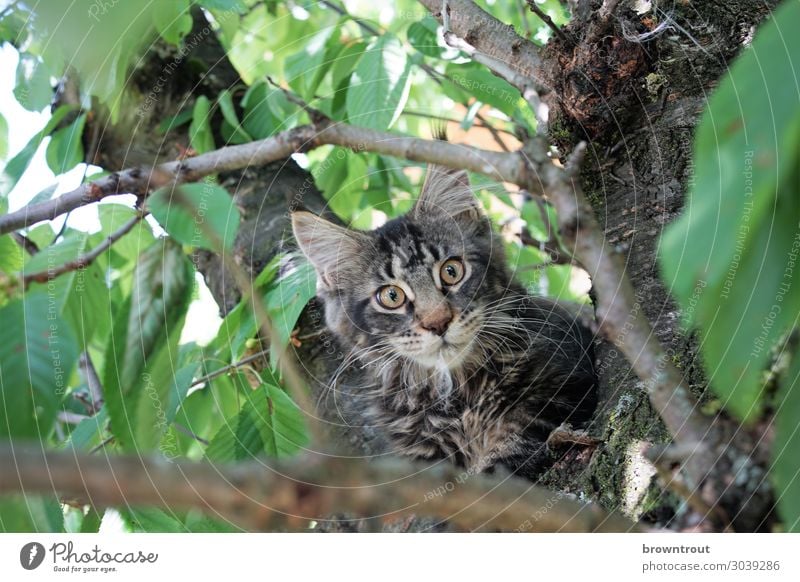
<box><xmin>417</xmin><ymin>0</ymin><xmax>550</xmax><ymax>91</ymax></box>
<box><xmin>531</xmin><ymin>142</ymin><xmax>712</xmax><ymax>447</ymax></box>
<box><xmin>0</xmin><ymin>123</ymin><xmax>537</xmax><ymax>236</ymax></box>
<box><xmin>0</xmin><ymin>443</ymin><xmax>637</xmax><ymax>532</ymax></box>
<box><xmin>526</xmin><ymin>141</ymin><xmax>768</xmax><ymax>528</ymax></box>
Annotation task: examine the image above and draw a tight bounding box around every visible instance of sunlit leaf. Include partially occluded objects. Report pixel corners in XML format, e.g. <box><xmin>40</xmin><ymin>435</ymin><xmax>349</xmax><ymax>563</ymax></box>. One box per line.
<box><xmin>346</xmin><ymin>34</ymin><xmax>412</xmax><ymax>130</ymax></box>
<box><xmin>148</xmin><ymin>182</ymin><xmax>241</xmax><ymax>251</ymax></box>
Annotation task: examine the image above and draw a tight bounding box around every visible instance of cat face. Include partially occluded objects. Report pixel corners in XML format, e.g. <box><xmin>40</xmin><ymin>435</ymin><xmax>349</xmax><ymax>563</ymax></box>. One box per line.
<box><xmin>292</xmin><ymin>166</ymin><xmax>510</xmax><ymax>371</ymax></box>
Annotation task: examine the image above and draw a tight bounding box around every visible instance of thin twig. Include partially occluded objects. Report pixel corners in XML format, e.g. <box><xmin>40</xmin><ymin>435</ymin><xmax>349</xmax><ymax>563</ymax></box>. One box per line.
<box><xmin>11</xmin><ymin>232</ymin><xmax>39</xmax><ymax>255</ymax></box>
<box><xmin>173</xmin><ymin>422</ymin><xmax>210</xmax><ymax>446</ymax></box>
<box><xmin>22</xmin><ymin>213</ymin><xmax>145</xmax><ymax>286</ymax></box>
<box><xmin>78</xmin><ymin>352</ymin><xmax>105</xmax><ymax>412</ymax></box>
<box><xmin>525</xmin><ymin>0</ymin><xmax>571</xmax><ymax>43</ymax></box>
<box><xmin>319</xmin><ymin>0</ymin><xmax>380</xmax><ymax>36</ymax></box>
<box><xmin>191</xmin><ymin>349</ymin><xmax>271</xmax><ymax>388</ymax></box>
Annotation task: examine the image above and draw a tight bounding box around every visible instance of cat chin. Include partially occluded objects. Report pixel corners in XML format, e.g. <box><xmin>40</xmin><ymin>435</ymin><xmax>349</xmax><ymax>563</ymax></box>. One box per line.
<box><xmin>407</xmin><ymin>341</ymin><xmax>475</xmax><ymax>372</ymax></box>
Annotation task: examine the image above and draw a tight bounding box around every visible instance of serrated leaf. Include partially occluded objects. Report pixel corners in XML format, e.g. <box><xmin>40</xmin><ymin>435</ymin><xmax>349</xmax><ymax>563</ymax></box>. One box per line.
<box><xmin>285</xmin><ymin>25</ymin><xmax>341</xmax><ymax>101</ymax></box>
<box><xmin>0</xmin><ymin>495</ymin><xmax>64</xmax><ymax>532</ymax></box>
<box><xmin>0</xmin><ymin>293</ymin><xmax>80</xmax><ymax>438</ymax></box>
<box><xmin>407</xmin><ymin>17</ymin><xmax>443</xmax><ymax>58</ymax></box>
<box><xmin>103</xmin><ymin>239</ymin><xmax>193</xmax><ymax>451</ymax></box>
<box><xmin>659</xmin><ymin>0</ymin><xmax>800</xmax><ymax>422</ymax></box>
<box><xmin>347</xmin><ymin>34</ymin><xmax>411</xmax><ymax>130</ymax></box>
<box><xmin>24</xmin><ymin>232</ymin><xmax>111</xmax><ymax>345</ymax></box>
<box><xmin>148</xmin><ymin>182</ymin><xmax>241</xmax><ymax>251</ymax></box>
<box><xmin>205</xmin><ymin>381</ymin><xmax>309</xmax><ymax>461</ymax></box>
<box><xmin>241</xmin><ymin>82</ymin><xmax>279</xmax><ymax>138</ymax></box>
<box><xmin>13</xmin><ymin>53</ymin><xmax>52</xmax><ymax>112</ymax></box>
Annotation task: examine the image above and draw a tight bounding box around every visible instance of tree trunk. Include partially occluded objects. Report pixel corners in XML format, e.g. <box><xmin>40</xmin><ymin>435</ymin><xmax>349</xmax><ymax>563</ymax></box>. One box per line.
<box><xmin>89</xmin><ymin>1</ymin><xmax>780</xmax><ymax>530</ymax></box>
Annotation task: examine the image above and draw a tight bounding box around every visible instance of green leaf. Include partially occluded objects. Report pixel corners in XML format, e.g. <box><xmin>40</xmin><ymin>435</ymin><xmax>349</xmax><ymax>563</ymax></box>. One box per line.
<box><xmin>66</xmin><ymin>406</ymin><xmax>109</xmax><ymax>452</ymax></box>
<box><xmin>774</xmin><ymin>348</ymin><xmax>800</xmax><ymax>532</ymax></box>
<box><xmin>0</xmin><ymin>293</ymin><xmax>80</xmax><ymax>438</ymax></box>
<box><xmin>148</xmin><ymin>182</ymin><xmax>241</xmax><ymax>251</ymax></box>
<box><xmin>157</xmin><ymin>108</ymin><xmax>194</xmax><ymax>135</ymax></box>
<box><xmin>443</xmin><ymin>64</ymin><xmax>519</xmax><ymax>116</ymax></box>
<box><xmin>217</xmin><ymin>89</ymin><xmax>253</xmax><ymax>143</ymax></box>
<box><xmin>0</xmin><ymin>234</ymin><xmax>24</xmax><ymax>273</ymax></box>
<box><xmin>103</xmin><ymin>239</ymin><xmax>193</xmax><ymax>451</ymax></box>
<box><xmin>45</xmin><ymin>112</ymin><xmax>87</xmax><ymax>175</ymax></box>
<box><xmin>407</xmin><ymin>17</ymin><xmax>443</xmax><ymax>58</ymax></box>
<box><xmin>285</xmin><ymin>25</ymin><xmax>341</xmax><ymax>101</ymax></box>
<box><xmin>241</xmin><ymin>82</ymin><xmax>280</xmax><ymax>139</ymax></box>
<box><xmin>265</xmin><ymin>257</ymin><xmax>317</xmax><ymax>368</ymax></box>
<box><xmin>79</xmin><ymin>508</ymin><xmax>103</xmax><ymax>533</ymax></box>
<box><xmin>659</xmin><ymin>0</ymin><xmax>800</xmax><ymax>422</ymax></box>
<box><xmin>120</xmin><ymin>507</ymin><xmax>186</xmax><ymax>533</ymax></box>
<box><xmin>98</xmin><ymin>203</ymin><xmax>156</xmax><ymax>263</ymax></box>
<box><xmin>0</xmin><ymin>495</ymin><xmax>64</xmax><ymax>532</ymax></box>
<box><xmin>346</xmin><ymin>34</ymin><xmax>412</xmax><ymax>130</ymax></box>
<box><xmin>208</xmin><ymin>257</ymin><xmax>280</xmax><ymax>362</ymax></box>
<box><xmin>24</xmin><ymin>231</ymin><xmax>111</xmax><ymax>345</ymax></box>
<box><xmin>165</xmin><ymin>362</ymin><xmax>200</xmax><ymax>424</ymax></box>
<box><xmin>13</xmin><ymin>53</ymin><xmax>52</xmax><ymax>112</ymax></box>
<box><xmin>206</xmin><ymin>381</ymin><xmax>309</xmax><ymax>461</ymax></box>
<box><xmin>1</xmin><ymin>104</ymin><xmax>75</xmax><ymax>196</ymax></box>
<box><xmin>189</xmin><ymin>96</ymin><xmax>215</xmax><ymax>154</ymax></box>
<box><xmin>331</xmin><ymin>40</ymin><xmax>367</xmax><ymax>91</ymax></box>
<box><xmin>152</xmin><ymin>0</ymin><xmax>192</xmax><ymax>45</ymax></box>
<box><xmin>0</xmin><ymin>112</ymin><xmax>8</xmax><ymax>160</ymax></box>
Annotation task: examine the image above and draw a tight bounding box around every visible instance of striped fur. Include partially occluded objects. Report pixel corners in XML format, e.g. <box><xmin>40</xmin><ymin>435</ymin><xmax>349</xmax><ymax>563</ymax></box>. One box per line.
<box><xmin>292</xmin><ymin>166</ymin><xmax>597</xmax><ymax>479</ymax></box>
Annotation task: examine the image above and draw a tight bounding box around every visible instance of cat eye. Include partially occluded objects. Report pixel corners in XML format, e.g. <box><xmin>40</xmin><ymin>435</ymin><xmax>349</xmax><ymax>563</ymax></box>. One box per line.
<box><xmin>376</xmin><ymin>285</ymin><xmax>406</xmax><ymax>309</ymax></box>
<box><xmin>440</xmin><ymin>258</ymin><xmax>465</xmax><ymax>286</ymax></box>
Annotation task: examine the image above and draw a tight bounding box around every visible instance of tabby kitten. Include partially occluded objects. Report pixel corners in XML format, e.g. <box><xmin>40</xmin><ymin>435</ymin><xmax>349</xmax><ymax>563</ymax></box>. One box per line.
<box><xmin>292</xmin><ymin>166</ymin><xmax>597</xmax><ymax>479</ymax></box>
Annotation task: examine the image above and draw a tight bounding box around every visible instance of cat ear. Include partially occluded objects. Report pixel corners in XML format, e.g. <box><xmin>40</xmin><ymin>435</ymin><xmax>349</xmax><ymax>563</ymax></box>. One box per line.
<box><xmin>413</xmin><ymin>165</ymin><xmax>480</xmax><ymax>221</ymax></box>
<box><xmin>291</xmin><ymin>211</ymin><xmax>366</xmax><ymax>289</ymax></box>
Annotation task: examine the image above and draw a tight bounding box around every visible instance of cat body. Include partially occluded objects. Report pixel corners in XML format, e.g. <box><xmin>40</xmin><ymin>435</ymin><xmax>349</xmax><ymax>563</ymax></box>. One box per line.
<box><xmin>293</xmin><ymin>166</ymin><xmax>597</xmax><ymax>479</ymax></box>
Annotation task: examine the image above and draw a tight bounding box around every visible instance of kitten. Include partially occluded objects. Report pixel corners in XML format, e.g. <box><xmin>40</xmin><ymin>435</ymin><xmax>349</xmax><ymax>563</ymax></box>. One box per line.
<box><xmin>292</xmin><ymin>165</ymin><xmax>597</xmax><ymax>479</ymax></box>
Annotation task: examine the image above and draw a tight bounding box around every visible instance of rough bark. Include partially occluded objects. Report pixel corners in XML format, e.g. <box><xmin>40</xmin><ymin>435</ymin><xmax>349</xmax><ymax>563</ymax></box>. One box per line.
<box><xmin>537</xmin><ymin>0</ymin><xmax>780</xmax><ymax>527</ymax></box>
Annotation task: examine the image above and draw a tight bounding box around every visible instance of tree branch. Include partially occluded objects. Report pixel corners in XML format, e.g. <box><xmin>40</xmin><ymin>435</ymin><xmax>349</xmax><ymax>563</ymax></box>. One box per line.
<box><xmin>417</xmin><ymin>0</ymin><xmax>551</xmax><ymax>92</ymax></box>
<box><xmin>0</xmin><ymin>123</ymin><xmax>538</xmax><ymax>236</ymax></box>
<box><xmin>0</xmin><ymin>442</ymin><xmax>637</xmax><ymax>532</ymax></box>
<box><xmin>525</xmin><ymin>0</ymin><xmax>571</xmax><ymax>43</ymax></box>
<box><xmin>22</xmin><ymin>213</ymin><xmax>144</xmax><ymax>286</ymax></box>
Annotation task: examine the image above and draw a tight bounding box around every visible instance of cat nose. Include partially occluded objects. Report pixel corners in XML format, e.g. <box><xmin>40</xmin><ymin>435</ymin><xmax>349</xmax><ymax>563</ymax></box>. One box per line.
<box><xmin>420</xmin><ymin>307</ymin><xmax>453</xmax><ymax>336</ymax></box>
